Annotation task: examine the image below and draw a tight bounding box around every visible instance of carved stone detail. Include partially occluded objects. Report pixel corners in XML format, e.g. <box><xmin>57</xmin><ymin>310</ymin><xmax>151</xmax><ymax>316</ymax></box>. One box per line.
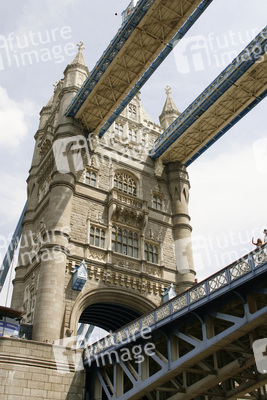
<box><xmin>112</xmin><ymin>256</ymin><xmax>140</xmax><ymax>272</ymax></box>
<box><xmin>112</xmin><ymin>205</ymin><xmax>145</xmax><ymax>229</ymax></box>
<box><xmin>154</xmin><ymin>158</ymin><xmax>164</xmax><ymax>177</ymax></box>
<box><xmin>88</xmin><ymin>249</ymin><xmax>106</xmax><ymax>262</ymax></box>
<box><xmin>22</xmin><ymin>273</ymin><xmax>39</xmax><ymax>324</ymax></box>
<box><xmin>146</xmin><ymin>265</ymin><xmax>162</xmax><ymax>277</ymax></box>
<box><xmin>83</xmin><ymin>263</ymin><xmax>163</xmax><ymax>295</ymax></box>
<box><xmin>117</xmin><ymin>193</ymin><xmax>143</xmax><ymax>209</ymax></box>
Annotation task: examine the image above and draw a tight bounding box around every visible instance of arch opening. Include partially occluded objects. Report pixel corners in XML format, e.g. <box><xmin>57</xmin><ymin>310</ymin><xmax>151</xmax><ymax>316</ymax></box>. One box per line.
<box><xmin>79</xmin><ymin>302</ymin><xmax>141</xmax><ymax>332</ymax></box>
<box><xmin>70</xmin><ymin>288</ymin><xmax>156</xmax><ymax>345</ymax></box>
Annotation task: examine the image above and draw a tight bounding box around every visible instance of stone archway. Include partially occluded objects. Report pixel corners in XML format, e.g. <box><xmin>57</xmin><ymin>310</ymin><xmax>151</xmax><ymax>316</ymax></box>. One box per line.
<box><xmin>68</xmin><ymin>287</ymin><xmax>155</xmax><ymax>336</ymax></box>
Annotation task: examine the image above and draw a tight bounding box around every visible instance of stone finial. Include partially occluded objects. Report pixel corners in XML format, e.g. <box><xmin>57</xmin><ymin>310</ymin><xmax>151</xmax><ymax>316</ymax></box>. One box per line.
<box><xmin>77</xmin><ymin>40</ymin><xmax>85</xmax><ymax>52</ymax></box>
<box><xmin>165</xmin><ymin>85</ymin><xmax>172</xmax><ymax>96</ymax></box>
<box><xmin>68</xmin><ymin>40</ymin><xmax>87</xmax><ymax>67</ymax></box>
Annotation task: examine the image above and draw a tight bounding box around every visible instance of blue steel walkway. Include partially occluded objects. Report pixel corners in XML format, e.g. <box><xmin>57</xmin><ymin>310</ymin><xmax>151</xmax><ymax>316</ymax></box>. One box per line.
<box><xmin>84</xmin><ymin>245</ymin><xmax>267</xmax><ymax>399</ymax></box>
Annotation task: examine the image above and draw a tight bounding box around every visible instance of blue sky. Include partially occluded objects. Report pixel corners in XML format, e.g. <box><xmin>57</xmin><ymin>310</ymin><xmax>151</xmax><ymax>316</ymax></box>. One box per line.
<box><xmin>0</xmin><ymin>0</ymin><xmax>266</xmax><ymax>305</ymax></box>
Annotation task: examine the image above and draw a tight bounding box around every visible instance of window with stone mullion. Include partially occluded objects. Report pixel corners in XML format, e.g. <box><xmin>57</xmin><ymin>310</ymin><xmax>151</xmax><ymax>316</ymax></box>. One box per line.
<box><xmin>115</xmin><ymin>122</ymin><xmax>123</xmax><ymax>136</ymax></box>
<box><xmin>86</xmin><ymin>170</ymin><xmax>96</xmax><ymax>187</ymax></box>
<box><xmin>114</xmin><ymin>173</ymin><xmax>137</xmax><ymax>196</ymax></box>
<box><xmin>112</xmin><ymin>226</ymin><xmax>138</xmax><ymax>258</ymax></box>
<box><xmin>90</xmin><ymin>226</ymin><xmax>105</xmax><ymax>248</ymax></box>
<box><xmin>129</xmin><ymin>128</ymin><xmax>137</xmax><ymax>142</ymax></box>
<box><xmin>144</xmin><ymin>243</ymin><xmax>158</xmax><ymax>264</ymax></box>
<box><xmin>129</xmin><ymin>104</ymin><xmax>137</xmax><ymax>119</ymax></box>
<box><xmin>152</xmin><ymin>195</ymin><xmax>162</xmax><ymax>210</ymax></box>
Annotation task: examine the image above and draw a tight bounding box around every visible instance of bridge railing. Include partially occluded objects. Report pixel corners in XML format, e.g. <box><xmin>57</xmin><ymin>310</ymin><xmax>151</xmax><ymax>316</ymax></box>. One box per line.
<box><xmin>84</xmin><ymin>243</ymin><xmax>267</xmax><ymax>363</ymax></box>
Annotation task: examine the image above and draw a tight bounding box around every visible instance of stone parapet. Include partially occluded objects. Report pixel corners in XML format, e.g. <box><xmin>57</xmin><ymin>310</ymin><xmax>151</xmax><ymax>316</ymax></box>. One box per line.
<box><xmin>0</xmin><ymin>337</ymin><xmax>85</xmax><ymax>400</ymax></box>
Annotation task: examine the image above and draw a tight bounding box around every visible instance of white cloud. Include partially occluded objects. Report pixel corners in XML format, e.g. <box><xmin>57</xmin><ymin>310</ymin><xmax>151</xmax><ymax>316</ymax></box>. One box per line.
<box><xmin>0</xmin><ymin>87</ymin><xmax>36</xmax><ymax>147</ymax></box>
<box><xmin>190</xmin><ymin>141</ymin><xmax>265</xmax><ymax>231</ymax></box>
<box><xmin>0</xmin><ymin>172</ymin><xmax>26</xmax><ymax>224</ymax></box>
<box><xmin>189</xmin><ymin>140</ymin><xmax>266</xmax><ymax>280</ymax></box>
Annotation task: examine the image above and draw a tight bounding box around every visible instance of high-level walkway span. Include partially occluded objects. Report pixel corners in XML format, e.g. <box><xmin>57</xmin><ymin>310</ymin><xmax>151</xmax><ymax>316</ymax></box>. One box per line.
<box><xmin>66</xmin><ymin>0</ymin><xmax>213</xmax><ymax>135</ymax></box>
<box><xmin>84</xmin><ymin>245</ymin><xmax>267</xmax><ymax>400</ymax></box>
<box><xmin>150</xmin><ymin>26</ymin><xmax>267</xmax><ymax>165</ymax></box>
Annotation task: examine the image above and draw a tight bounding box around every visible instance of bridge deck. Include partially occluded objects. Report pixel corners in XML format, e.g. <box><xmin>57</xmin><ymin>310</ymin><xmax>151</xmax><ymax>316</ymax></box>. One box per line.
<box><xmin>150</xmin><ymin>26</ymin><xmax>267</xmax><ymax>164</ymax></box>
<box><xmin>65</xmin><ymin>0</ymin><xmax>213</xmax><ymax>135</ymax></box>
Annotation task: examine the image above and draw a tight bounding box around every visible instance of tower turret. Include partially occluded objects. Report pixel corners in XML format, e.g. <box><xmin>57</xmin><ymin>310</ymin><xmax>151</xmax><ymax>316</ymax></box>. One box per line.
<box><xmin>159</xmin><ymin>86</ymin><xmax>180</xmax><ymax>130</ymax></box>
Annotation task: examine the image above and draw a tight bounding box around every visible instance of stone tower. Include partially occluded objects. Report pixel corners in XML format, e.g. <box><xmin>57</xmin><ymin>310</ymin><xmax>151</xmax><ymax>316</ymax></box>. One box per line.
<box><xmin>11</xmin><ymin>45</ymin><xmax>195</xmax><ymax>343</ymax></box>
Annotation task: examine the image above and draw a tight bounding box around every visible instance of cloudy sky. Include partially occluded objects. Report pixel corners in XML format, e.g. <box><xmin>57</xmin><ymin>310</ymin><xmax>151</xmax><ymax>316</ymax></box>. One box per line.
<box><xmin>0</xmin><ymin>0</ymin><xmax>266</xmax><ymax>306</ymax></box>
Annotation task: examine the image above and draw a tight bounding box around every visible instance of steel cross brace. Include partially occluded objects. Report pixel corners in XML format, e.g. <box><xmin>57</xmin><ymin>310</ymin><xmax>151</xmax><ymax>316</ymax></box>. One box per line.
<box><xmin>86</xmin><ymin>287</ymin><xmax>267</xmax><ymax>400</ymax></box>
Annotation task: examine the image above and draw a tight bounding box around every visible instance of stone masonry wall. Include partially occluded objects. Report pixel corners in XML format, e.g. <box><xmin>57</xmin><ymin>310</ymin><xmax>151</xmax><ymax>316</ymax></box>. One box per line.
<box><xmin>0</xmin><ymin>337</ymin><xmax>85</xmax><ymax>400</ymax></box>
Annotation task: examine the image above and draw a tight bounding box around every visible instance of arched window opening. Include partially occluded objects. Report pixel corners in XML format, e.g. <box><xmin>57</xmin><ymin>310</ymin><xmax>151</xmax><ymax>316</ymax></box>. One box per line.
<box><xmin>129</xmin><ymin>104</ymin><xmax>137</xmax><ymax>119</ymax></box>
<box><xmin>114</xmin><ymin>172</ymin><xmax>137</xmax><ymax>196</ymax></box>
<box><xmin>152</xmin><ymin>195</ymin><xmax>162</xmax><ymax>211</ymax></box>
<box><xmin>144</xmin><ymin>243</ymin><xmax>158</xmax><ymax>264</ymax></box>
<box><xmin>86</xmin><ymin>170</ymin><xmax>96</xmax><ymax>187</ymax></box>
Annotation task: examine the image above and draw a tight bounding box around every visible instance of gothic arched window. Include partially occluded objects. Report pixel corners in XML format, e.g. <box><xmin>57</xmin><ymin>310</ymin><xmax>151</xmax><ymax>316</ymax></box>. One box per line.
<box><xmin>85</xmin><ymin>170</ymin><xmax>96</xmax><ymax>187</ymax></box>
<box><xmin>129</xmin><ymin>104</ymin><xmax>137</xmax><ymax>119</ymax></box>
<box><xmin>114</xmin><ymin>172</ymin><xmax>137</xmax><ymax>196</ymax></box>
<box><xmin>152</xmin><ymin>195</ymin><xmax>163</xmax><ymax>211</ymax></box>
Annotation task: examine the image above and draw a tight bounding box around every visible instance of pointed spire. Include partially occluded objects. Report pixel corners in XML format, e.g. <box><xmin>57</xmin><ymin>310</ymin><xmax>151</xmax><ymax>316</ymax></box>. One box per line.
<box><xmin>159</xmin><ymin>86</ymin><xmax>180</xmax><ymax>130</ymax></box>
<box><xmin>63</xmin><ymin>41</ymin><xmax>89</xmax><ymax>88</ymax></box>
<box><xmin>163</xmin><ymin>86</ymin><xmax>179</xmax><ymax>113</ymax></box>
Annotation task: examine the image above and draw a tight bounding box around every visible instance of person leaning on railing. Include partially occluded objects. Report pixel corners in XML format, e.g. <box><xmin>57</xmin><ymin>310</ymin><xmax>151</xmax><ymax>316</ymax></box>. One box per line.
<box><xmin>252</xmin><ymin>237</ymin><xmax>263</xmax><ymax>249</ymax></box>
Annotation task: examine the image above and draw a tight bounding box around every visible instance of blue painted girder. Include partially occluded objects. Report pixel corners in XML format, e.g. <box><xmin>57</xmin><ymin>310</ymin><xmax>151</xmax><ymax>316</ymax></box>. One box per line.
<box><xmin>84</xmin><ymin>244</ymin><xmax>267</xmax><ymax>367</ymax></box>
<box><xmin>150</xmin><ymin>26</ymin><xmax>267</xmax><ymax>161</ymax></box>
<box><xmin>97</xmin><ymin>0</ymin><xmax>214</xmax><ymax>138</ymax></box>
<box><xmin>65</xmin><ymin>0</ymin><xmax>214</xmax><ymax>127</ymax></box>
<box><xmin>66</xmin><ymin>0</ymin><xmax>158</xmax><ymax>118</ymax></box>
<box><xmin>84</xmin><ymin>254</ymin><xmax>267</xmax><ymax>400</ymax></box>
<box><xmin>0</xmin><ymin>202</ymin><xmax>27</xmax><ymax>291</ymax></box>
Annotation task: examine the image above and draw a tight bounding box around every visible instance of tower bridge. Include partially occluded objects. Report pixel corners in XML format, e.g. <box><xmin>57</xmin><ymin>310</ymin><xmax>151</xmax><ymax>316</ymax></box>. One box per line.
<box><xmin>0</xmin><ymin>1</ymin><xmax>266</xmax><ymax>399</ymax></box>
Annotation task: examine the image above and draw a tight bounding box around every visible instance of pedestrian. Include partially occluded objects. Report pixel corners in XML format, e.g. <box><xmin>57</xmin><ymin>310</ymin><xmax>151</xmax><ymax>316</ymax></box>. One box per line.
<box><xmin>252</xmin><ymin>237</ymin><xmax>263</xmax><ymax>249</ymax></box>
